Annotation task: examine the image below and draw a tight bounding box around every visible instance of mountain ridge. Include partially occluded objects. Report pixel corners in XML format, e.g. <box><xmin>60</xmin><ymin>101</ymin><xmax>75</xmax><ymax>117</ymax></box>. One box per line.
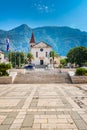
<box><xmin>0</xmin><ymin>24</ymin><xmax>87</xmax><ymax>56</ymax></box>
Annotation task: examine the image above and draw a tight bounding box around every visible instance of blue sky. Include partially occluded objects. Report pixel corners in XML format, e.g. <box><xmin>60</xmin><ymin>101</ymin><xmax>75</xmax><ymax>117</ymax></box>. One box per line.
<box><xmin>0</xmin><ymin>0</ymin><xmax>87</xmax><ymax>31</ymax></box>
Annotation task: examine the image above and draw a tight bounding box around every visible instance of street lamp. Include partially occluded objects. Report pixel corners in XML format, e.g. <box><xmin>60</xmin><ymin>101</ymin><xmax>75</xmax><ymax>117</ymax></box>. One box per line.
<box><xmin>15</xmin><ymin>50</ymin><xmax>16</xmax><ymax>68</ymax></box>
<box><xmin>19</xmin><ymin>53</ymin><xmax>21</xmax><ymax>68</ymax></box>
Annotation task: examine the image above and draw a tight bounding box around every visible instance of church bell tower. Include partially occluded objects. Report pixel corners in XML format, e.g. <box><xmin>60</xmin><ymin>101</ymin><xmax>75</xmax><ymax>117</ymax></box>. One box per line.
<box><xmin>29</xmin><ymin>32</ymin><xmax>36</xmax><ymax>50</ymax></box>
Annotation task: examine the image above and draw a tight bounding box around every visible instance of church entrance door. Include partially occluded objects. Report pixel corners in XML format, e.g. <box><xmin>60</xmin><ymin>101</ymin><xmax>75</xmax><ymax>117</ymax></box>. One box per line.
<box><xmin>40</xmin><ymin>60</ymin><xmax>44</xmax><ymax>65</ymax></box>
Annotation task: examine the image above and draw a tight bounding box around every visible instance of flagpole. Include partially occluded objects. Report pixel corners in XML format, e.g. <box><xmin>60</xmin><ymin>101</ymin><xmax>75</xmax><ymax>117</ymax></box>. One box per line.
<box><xmin>6</xmin><ymin>36</ymin><xmax>10</xmax><ymax>63</ymax></box>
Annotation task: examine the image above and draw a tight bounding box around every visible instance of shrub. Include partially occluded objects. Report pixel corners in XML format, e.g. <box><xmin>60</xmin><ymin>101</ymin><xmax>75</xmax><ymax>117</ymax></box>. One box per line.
<box><xmin>60</xmin><ymin>58</ymin><xmax>67</xmax><ymax>66</ymax></box>
<box><xmin>0</xmin><ymin>63</ymin><xmax>12</xmax><ymax>76</ymax></box>
<box><xmin>84</xmin><ymin>62</ymin><xmax>87</xmax><ymax>67</ymax></box>
<box><xmin>59</xmin><ymin>64</ymin><xmax>63</xmax><ymax>68</ymax></box>
<box><xmin>75</xmin><ymin>68</ymin><xmax>87</xmax><ymax>76</ymax></box>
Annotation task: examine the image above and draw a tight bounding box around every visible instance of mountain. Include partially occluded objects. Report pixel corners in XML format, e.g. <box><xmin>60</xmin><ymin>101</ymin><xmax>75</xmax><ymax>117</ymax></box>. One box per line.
<box><xmin>0</xmin><ymin>24</ymin><xmax>87</xmax><ymax>56</ymax></box>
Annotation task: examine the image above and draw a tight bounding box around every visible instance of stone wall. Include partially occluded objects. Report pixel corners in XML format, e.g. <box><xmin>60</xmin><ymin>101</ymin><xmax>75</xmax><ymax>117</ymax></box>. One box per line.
<box><xmin>9</xmin><ymin>69</ymin><xmax>26</xmax><ymax>74</ymax></box>
<box><xmin>68</xmin><ymin>71</ymin><xmax>87</xmax><ymax>84</ymax></box>
<box><xmin>70</xmin><ymin>76</ymin><xmax>87</xmax><ymax>84</ymax></box>
<box><xmin>0</xmin><ymin>76</ymin><xmax>12</xmax><ymax>84</ymax></box>
<box><xmin>0</xmin><ymin>72</ymin><xmax>17</xmax><ymax>84</ymax></box>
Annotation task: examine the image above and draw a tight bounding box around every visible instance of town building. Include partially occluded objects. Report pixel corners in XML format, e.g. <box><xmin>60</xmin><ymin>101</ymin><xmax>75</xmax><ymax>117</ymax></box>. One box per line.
<box><xmin>0</xmin><ymin>51</ymin><xmax>4</xmax><ymax>63</ymax></box>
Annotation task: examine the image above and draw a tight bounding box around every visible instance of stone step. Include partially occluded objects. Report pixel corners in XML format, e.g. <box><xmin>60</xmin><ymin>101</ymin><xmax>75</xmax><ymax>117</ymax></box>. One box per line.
<box><xmin>13</xmin><ymin>72</ymin><xmax>72</xmax><ymax>84</ymax></box>
<box><xmin>35</xmin><ymin>65</ymin><xmax>47</xmax><ymax>68</ymax></box>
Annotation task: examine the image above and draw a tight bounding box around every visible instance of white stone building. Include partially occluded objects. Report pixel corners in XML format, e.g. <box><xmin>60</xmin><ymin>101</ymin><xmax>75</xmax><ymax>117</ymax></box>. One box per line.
<box><xmin>29</xmin><ymin>33</ymin><xmax>52</xmax><ymax>65</ymax></box>
<box><xmin>0</xmin><ymin>51</ymin><xmax>4</xmax><ymax>63</ymax></box>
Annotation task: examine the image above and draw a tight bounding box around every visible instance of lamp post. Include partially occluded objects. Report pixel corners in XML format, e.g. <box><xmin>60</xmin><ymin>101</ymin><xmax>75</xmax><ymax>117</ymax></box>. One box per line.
<box><xmin>15</xmin><ymin>50</ymin><xmax>16</xmax><ymax>68</ymax></box>
<box><xmin>9</xmin><ymin>51</ymin><xmax>12</xmax><ymax>63</ymax></box>
<box><xmin>19</xmin><ymin>53</ymin><xmax>21</xmax><ymax>68</ymax></box>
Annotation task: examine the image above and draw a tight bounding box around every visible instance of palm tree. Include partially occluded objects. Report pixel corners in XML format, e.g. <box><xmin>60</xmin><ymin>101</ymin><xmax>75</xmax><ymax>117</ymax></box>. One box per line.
<box><xmin>50</xmin><ymin>51</ymin><xmax>58</xmax><ymax>66</ymax></box>
<box><xmin>27</xmin><ymin>53</ymin><xmax>34</xmax><ymax>64</ymax></box>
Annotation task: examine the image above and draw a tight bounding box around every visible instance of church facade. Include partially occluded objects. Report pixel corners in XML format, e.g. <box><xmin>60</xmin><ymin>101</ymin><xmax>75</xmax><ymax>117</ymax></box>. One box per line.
<box><xmin>29</xmin><ymin>33</ymin><xmax>52</xmax><ymax>65</ymax></box>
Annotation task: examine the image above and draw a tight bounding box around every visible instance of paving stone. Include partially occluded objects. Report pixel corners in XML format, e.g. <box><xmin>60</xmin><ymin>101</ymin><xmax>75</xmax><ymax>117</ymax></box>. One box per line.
<box><xmin>2</xmin><ymin>117</ymin><xmax>14</xmax><ymax>125</ymax></box>
<box><xmin>56</xmin><ymin>111</ymin><xmax>64</xmax><ymax>114</ymax></box>
<box><xmin>9</xmin><ymin>128</ymin><xmax>20</xmax><ymax>130</ymax></box>
<box><xmin>13</xmin><ymin>119</ymin><xmax>24</xmax><ymax>123</ymax></box>
<box><xmin>70</xmin><ymin>111</ymin><xmax>81</xmax><ymax>120</ymax></box>
<box><xmin>56</xmin><ymin>123</ymin><xmax>77</xmax><ymax>129</ymax></box>
<box><xmin>34</xmin><ymin>118</ymin><xmax>47</xmax><ymax>123</ymax></box>
<box><xmin>37</xmin><ymin>111</ymin><xmax>46</xmax><ymax>114</ymax></box>
<box><xmin>48</xmin><ymin>118</ymin><xmax>68</xmax><ymax>123</ymax></box>
<box><xmin>10</xmin><ymin>123</ymin><xmax>22</xmax><ymax>129</ymax></box>
<box><xmin>0</xmin><ymin>124</ymin><xmax>10</xmax><ymax>130</ymax></box>
<box><xmin>41</xmin><ymin>123</ymin><xmax>56</xmax><ymax>129</ymax></box>
<box><xmin>30</xmin><ymin>103</ymin><xmax>37</xmax><ymax>107</ymax></box>
<box><xmin>22</xmin><ymin>115</ymin><xmax>34</xmax><ymax>127</ymax></box>
<box><xmin>21</xmin><ymin>129</ymin><xmax>41</xmax><ymax>130</ymax></box>
<box><xmin>33</xmin><ymin>123</ymin><xmax>40</xmax><ymax>128</ymax></box>
<box><xmin>27</xmin><ymin>111</ymin><xmax>45</xmax><ymax>115</ymax></box>
<box><xmin>8</xmin><ymin>112</ymin><xmax>18</xmax><ymax>118</ymax></box>
<box><xmin>74</xmin><ymin>119</ymin><xmax>87</xmax><ymax>129</ymax></box>
<box><xmin>45</xmin><ymin>111</ymin><xmax>57</xmax><ymax>115</ymax></box>
<box><xmin>21</xmin><ymin>128</ymin><xmax>32</xmax><ymax>130</ymax></box>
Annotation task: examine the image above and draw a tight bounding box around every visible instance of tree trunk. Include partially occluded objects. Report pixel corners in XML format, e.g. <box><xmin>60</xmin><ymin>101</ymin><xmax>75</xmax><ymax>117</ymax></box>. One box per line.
<box><xmin>53</xmin><ymin>57</ymin><xmax>54</xmax><ymax>68</ymax></box>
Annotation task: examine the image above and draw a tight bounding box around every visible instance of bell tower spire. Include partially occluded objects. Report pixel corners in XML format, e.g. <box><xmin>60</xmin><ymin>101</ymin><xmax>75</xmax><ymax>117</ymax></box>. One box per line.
<box><xmin>29</xmin><ymin>32</ymin><xmax>36</xmax><ymax>49</ymax></box>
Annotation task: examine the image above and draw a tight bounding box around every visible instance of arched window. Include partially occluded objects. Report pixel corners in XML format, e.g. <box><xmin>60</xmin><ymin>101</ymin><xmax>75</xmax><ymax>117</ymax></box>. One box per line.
<box><xmin>36</xmin><ymin>52</ymin><xmax>38</xmax><ymax>57</ymax></box>
<box><xmin>46</xmin><ymin>52</ymin><xmax>48</xmax><ymax>57</ymax></box>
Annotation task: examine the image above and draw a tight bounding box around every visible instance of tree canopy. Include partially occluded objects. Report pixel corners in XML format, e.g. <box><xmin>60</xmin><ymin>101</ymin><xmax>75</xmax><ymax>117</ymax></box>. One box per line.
<box><xmin>67</xmin><ymin>46</ymin><xmax>87</xmax><ymax>66</ymax></box>
<box><xmin>60</xmin><ymin>58</ymin><xmax>67</xmax><ymax>66</ymax></box>
<box><xmin>50</xmin><ymin>51</ymin><xmax>58</xmax><ymax>60</ymax></box>
<box><xmin>8</xmin><ymin>52</ymin><xmax>25</xmax><ymax>68</ymax></box>
<box><xmin>27</xmin><ymin>53</ymin><xmax>34</xmax><ymax>64</ymax></box>
<box><xmin>0</xmin><ymin>63</ymin><xmax>12</xmax><ymax>76</ymax></box>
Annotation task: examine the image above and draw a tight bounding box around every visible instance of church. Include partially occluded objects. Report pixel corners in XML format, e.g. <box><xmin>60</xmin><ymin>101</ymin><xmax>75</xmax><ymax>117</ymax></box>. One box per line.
<box><xmin>29</xmin><ymin>33</ymin><xmax>52</xmax><ymax>65</ymax></box>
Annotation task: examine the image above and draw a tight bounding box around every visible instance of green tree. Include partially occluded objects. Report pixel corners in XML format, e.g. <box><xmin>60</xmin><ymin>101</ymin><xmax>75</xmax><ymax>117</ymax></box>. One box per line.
<box><xmin>60</xmin><ymin>58</ymin><xmax>67</xmax><ymax>66</ymax></box>
<box><xmin>8</xmin><ymin>52</ymin><xmax>25</xmax><ymax>68</ymax></box>
<box><xmin>67</xmin><ymin>46</ymin><xmax>87</xmax><ymax>66</ymax></box>
<box><xmin>0</xmin><ymin>63</ymin><xmax>11</xmax><ymax>76</ymax></box>
<box><xmin>84</xmin><ymin>62</ymin><xmax>87</xmax><ymax>67</ymax></box>
<box><xmin>50</xmin><ymin>51</ymin><xmax>58</xmax><ymax>66</ymax></box>
<box><xmin>27</xmin><ymin>53</ymin><xmax>34</xmax><ymax>64</ymax></box>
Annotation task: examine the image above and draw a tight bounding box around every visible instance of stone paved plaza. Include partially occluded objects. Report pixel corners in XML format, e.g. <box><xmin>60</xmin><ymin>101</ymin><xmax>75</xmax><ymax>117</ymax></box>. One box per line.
<box><xmin>0</xmin><ymin>84</ymin><xmax>87</xmax><ymax>130</ymax></box>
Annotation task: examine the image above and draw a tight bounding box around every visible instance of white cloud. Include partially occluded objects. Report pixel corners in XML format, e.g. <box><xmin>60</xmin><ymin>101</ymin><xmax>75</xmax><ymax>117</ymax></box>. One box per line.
<box><xmin>36</xmin><ymin>4</ymin><xmax>49</xmax><ymax>13</ymax></box>
<box><xmin>32</xmin><ymin>1</ymin><xmax>55</xmax><ymax>13</ymax></box>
